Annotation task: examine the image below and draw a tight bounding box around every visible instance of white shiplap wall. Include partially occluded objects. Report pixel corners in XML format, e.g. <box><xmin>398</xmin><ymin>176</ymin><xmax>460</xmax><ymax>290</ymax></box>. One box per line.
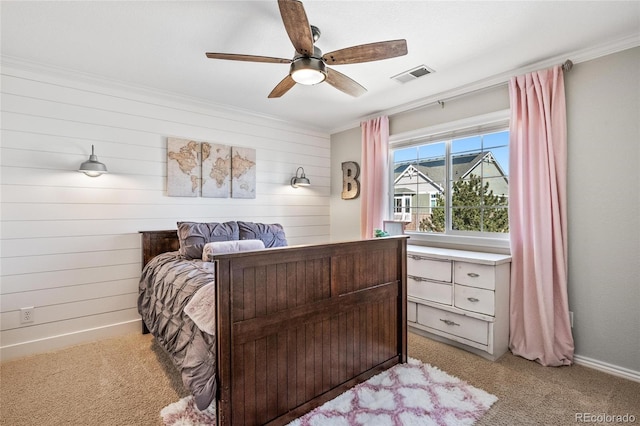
<box><xmin>0</xmin><ymin>60</ymin><xmax>331</xmax><ymax>361</ymax></box>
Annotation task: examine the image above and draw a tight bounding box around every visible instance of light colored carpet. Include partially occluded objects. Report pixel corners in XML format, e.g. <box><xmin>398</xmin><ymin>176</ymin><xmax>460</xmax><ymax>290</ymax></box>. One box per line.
<box><xmin>0</xmin><ymin>334</ymin><xmax>187</xmax><ymax>426</ymax></box>
<box><xmin>1</xmin><ymin>331</ymin><xmax>638</xmax><ymax>425</ymax></box>
<box><xmin>161</xmin><ymin>358</ymin><xmax>497</xmax><ymax>426</ymax></box>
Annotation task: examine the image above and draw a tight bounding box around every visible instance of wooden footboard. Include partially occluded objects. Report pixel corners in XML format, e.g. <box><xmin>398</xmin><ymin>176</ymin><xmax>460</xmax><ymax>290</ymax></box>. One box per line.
<box><xmin>214</xmin><ymin>237</ymin><xmax>408</xmax><ymax>425</ymax></box>
<box><xmin>140</xmin><ymin>231</ymin><xmax>408</xmax><ymax>426</ymax></box>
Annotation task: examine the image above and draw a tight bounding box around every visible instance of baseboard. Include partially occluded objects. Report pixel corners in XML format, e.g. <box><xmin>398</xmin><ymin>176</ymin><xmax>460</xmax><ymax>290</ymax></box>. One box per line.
<box><xmin>0</xmin><ymin>319</ymin><xmax>141</xmax><ymax>362</ymax></box>
<box><xmin>410</xmin><ymin>328</ymin><xmax>640</xmax><ymax>383</ymax></box>
<box><xmin>573</xmin><ymin>354</ymin><xmax>640</xmax><ymax>383</ymax></box>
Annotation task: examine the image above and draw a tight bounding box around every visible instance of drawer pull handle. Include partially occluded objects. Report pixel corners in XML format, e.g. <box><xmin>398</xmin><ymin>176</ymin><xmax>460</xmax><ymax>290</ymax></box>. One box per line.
<box><xmin>440</xmin><ymin>319</ymin><xmax>460</xmax><ymax>326</ymax></box>
<box><xmin>467</xmin><ymin>272</ymin><xmax>480</xmax><ymax>278</ymax></box>
<box><xmin>467</xmin><ymin>297</ymin><xmax>480</xmax><ymax>303</ymax></box>
<box><xmin>408</xmin><ymin>275</ymin><xmax>427</xmax><ymax>282</ymax></box>
<box><xmin>408</xmin><ymin>254</ymin><xmax>429</xmax><ymax>261</ymax></box>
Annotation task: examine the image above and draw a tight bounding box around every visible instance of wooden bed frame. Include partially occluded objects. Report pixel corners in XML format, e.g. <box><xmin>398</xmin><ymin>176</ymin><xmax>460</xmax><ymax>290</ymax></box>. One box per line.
<box><xmin>140</xmin><ymin>230</ymin><xmax>408</xmax><ymax>426</ymax></box>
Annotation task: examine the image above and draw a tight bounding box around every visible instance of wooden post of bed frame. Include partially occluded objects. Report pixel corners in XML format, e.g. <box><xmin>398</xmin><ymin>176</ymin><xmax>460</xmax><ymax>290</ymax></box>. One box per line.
<box><xmin>140</xmin><ymin>230</ymin><xmax>180</xmax><ymax>267</ymax></box>
<box><xmin>139</xmin><ymin>230</ymin><xmax>180</xmax><ymax>335</ymax></box>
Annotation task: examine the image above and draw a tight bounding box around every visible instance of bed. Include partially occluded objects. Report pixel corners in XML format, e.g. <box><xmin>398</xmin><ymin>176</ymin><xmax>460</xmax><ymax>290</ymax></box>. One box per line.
<box><xmin>139</xmin><ymin>225</ymin><xmax>408</xmax><ymax>426</ymax></box>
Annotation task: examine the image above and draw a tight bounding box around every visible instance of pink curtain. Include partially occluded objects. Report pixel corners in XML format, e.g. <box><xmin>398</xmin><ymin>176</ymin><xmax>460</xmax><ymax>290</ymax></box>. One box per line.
<box><xmin>360</xmin><ymin>116</ymin><xmax>389</xmax><ymax>238</ymax></box>
<box><xmin>508</xmin><ymin>66</ymin><xmax>574</xmax><ymax>366</ymax></box>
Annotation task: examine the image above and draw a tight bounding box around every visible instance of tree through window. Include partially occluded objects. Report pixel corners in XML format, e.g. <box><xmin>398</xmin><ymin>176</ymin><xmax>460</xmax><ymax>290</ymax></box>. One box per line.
<box><xmin>392</xmin><ymin>130</ymin><xmax>509</xmax><ymax>236</ymax></box>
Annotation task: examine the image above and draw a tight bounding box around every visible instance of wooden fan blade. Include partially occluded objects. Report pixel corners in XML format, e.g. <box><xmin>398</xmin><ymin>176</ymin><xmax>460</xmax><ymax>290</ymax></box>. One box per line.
<box><xmin>268</xmin><ymin>75</ymin><xmax>297</xmax><ymax>98</ymax></box>
<box><xmin>323</xmin><ymin>39</ymin><xmax>408</xmax><ymax>65</ymax></box>
<box><xmin>325</xmin><ymin>68</ymin><xmax>367</xmax><ymax>97</ymax></box>
<box><xmin>278</xmin><ymin>0</ymin><xmax>314</xmax><ymax>55</ymax></box>
<box><xmin>206</xmin><ymin>52</ymin><xmax>291</xmax><ymax>64</ymax></box>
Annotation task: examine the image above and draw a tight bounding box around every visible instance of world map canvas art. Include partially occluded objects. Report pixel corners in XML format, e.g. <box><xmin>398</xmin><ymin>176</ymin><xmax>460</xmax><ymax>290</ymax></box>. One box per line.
<box><xmin>201</xmin><ymin>142</ymin><xmax>231</xmax><ymax>198</ymax></box>
<box><xmin>167</xmin><ymin>138</ymin><xmax>200</xmax><ymax>197</ymax></box>
<box><xmin>167</xmin><ymin>137</ymin><xmax>256</xmax><ymax>198</ymax></box>
<box><xmin>230</xmin><ymin>146</ymin><xmax>257</xmax><ymax>199</ymax></box>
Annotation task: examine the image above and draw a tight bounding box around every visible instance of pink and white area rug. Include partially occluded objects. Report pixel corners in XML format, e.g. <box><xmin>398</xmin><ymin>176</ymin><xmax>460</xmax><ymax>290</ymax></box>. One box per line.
<box><xmin>161</xmin><ymin>358</ymin><xmax>497</xmax><ymax>426</ymax></box>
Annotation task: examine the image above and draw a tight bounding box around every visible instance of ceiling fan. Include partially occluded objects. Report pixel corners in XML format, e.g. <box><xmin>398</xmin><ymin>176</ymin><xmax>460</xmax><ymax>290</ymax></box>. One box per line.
<box><xmin>205</xmin><ymin>0</ymin><xmax>408</xmax><ymax>98</ymax></box>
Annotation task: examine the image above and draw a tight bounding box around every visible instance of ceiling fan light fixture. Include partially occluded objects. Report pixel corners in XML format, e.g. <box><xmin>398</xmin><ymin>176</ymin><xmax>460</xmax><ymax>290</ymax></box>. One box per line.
<box><xmin>290</xmin><ymin>57</ymin><xmax>327</xmax><ymax>85</ymax></box>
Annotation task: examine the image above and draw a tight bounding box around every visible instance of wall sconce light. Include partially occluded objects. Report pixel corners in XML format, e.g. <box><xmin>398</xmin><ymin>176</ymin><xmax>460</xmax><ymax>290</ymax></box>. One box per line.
<box><xmin>78</xmin><ymin>145</ymin><xmax>108</xmax><ymax>177</ymax></box>
<box><xmin>291</xmin><ymin>167</ymin><xmax>311</xmax><ymax>188</ymax></box>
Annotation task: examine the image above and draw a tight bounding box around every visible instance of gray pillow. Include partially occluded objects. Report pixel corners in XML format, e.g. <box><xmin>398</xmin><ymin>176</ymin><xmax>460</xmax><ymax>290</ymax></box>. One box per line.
<box><xmin>237</xmin><ymin>221</ymin><xmax>287</xmax><ymax>248</ymax></box>
<box><xmin>177</xmin><ymin>221</ymin><xmax>239</xmax><ymax>259</ymax></box>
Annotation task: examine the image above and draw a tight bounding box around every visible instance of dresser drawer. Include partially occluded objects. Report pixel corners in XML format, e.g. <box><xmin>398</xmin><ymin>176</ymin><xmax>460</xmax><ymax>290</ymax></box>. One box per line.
<box><xmin>407</xmin><ymin>301</ymin><xmax>417</xmax><ymax>323</ymax></box>
<box><xmin>455</xmin><ymin>262</ymin><xmax>496</xmax><ymax>290</ymax></box>
<box><xmin>417</xmin><ymin>304</ymin><xmax>489</xmax><ymax>345</ymax></box>
<box><xmin>407</xmin><ymin>254</ymin><xmax>452</xmax><ymax>283</ymax></box>
<box><xmin>408</xmin><ymin>275</ymin><xmax>452</xmax><ymax>305</ymax></box>
<box><xmin>454</xmin><ymin>285</ymin><xmax>495</xmax><ymax>316</ymax></box>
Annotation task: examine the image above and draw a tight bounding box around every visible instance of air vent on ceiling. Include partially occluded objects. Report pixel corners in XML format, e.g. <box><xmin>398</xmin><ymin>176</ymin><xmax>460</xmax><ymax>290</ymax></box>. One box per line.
<box><xmin>391</xmin><ymin>65</ymin><xmax>435</xmax><ymax>84</ymax></box>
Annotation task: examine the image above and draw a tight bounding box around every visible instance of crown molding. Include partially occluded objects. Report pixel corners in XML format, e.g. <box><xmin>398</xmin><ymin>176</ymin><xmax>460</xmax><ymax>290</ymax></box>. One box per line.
<box><xmin>331</xmin><ymin>33</ymin><xmax>640</xmax><ymax>135</ymax></box>
<box><xmin>0</xmin><ymin>55</ymin><xmax>329</xmax><ymax>137</ymax></box>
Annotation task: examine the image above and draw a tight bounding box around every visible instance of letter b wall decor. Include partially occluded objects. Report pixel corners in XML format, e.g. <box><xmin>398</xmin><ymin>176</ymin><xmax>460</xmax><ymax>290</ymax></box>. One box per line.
<box><xmin>341</xmin><ymin>161</ymin><xmax>360</xmax><ymax>200</ymax></box>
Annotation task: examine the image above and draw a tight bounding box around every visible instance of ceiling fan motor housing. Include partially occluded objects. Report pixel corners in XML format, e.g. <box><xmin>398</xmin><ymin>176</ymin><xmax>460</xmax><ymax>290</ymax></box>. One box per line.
<box><xmin>290</xmin><ymin>45</ymin><xmax>326</xmax><ymax>85</ymax></box>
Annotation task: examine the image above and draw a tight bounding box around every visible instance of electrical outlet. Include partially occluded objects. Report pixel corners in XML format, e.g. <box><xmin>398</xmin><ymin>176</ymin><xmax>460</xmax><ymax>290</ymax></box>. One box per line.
<box><xmin>20</xmin><ymin>307</ymin><xmax>35</xmax><ymax>324</ymax></box>
<box><xmin>569</xmin><ymin>311</ymin><xmax>574</xmax><ymax>328</ymax></box>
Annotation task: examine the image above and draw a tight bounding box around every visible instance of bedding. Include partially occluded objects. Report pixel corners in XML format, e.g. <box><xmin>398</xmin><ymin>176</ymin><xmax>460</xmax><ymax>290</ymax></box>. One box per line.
<box><xmin>184</xmin><ymin>282</ymin><xmax>216</xmax><ymax>335</ymax></box>
<box><xmin>139</xmin><ymin>223</ymin><xmax>281</xmax><ymax>411</ymax></box>
<box><xmin>177</xmin><ymin>221</ymin><xmax>285</xmax><ymax>259</ymax></box>
<box><xmin>202</xmin><ymin>239</ymin><xmax>265</xmax><ymax>260</ymax></box>
<box><xmin>177</xmin><ymin>221</ymin><xmax>239</xmax><ymax>259</ymax></box>
<box><xmin>138</xmin><ymin>251</ymin><xmax>218</xmax><ymax>410</ymax></box>
<box><xmin>139</xmin><ymin>229</ymin><xmax>408</xmax><ymax>425</ymax></box>
<box><xmin>237</xmin><ymin>221</ymin><xmax>287</xmax><ymax>247</ymax></box>
<box><xmin>140</xmin><ymin>221</ymin><xmax>283</xmax><ymax>410</ymax></box>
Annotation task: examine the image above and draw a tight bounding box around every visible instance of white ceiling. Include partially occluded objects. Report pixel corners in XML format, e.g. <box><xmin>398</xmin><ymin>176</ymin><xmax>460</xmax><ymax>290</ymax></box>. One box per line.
<box><xmin>2</xmin><ymin>1</ymin><xmax>639</xmax><ymax>133</ymax></box>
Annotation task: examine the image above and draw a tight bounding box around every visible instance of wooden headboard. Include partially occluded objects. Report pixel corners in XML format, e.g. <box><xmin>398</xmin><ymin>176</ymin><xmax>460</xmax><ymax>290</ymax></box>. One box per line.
<box><xmin>139</xmin><ymin>230</ymin><xmax>180</xmax><ymax>267</ymax></box>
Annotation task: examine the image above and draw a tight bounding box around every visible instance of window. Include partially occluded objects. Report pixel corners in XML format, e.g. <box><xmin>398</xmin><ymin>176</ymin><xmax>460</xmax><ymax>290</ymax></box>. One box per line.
<box><xmin>429</xmin><ymin>193</ymin><xmax>438</xmax><ymax>208</ymax></box>
<box><xmin>391</xmin><ymin>125</ymin><xmax>509</xmax><ymax>238</ymax></box>
<box><xmin>393</xmin><ymin>195</ymin><xmax>412</xmax><ymax>221</ymax></box>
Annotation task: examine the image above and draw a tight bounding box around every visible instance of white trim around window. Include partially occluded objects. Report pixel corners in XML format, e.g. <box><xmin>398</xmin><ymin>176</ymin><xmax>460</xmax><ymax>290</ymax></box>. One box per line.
<box><xmin>388</xmin><ymin>109</ymin><xmax>511</xmax><ymax>252</ymax></box>
<box><xmin>389</xmin><ymin>109</ymin><xmax>510</xmax><ymax>146</ymax></box>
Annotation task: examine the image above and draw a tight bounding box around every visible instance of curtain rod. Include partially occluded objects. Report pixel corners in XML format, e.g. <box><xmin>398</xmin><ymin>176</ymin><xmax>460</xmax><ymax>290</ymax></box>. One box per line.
<box><xmin>359</xmin><ymin>59</ymin><xmax>576</xmax><ymax>122</ymax></box>
<box><xmin>434</xmin><ymin>59</ymin><xmax>574</xmax><ymax>109</ymax></box>
<box><xmin>354</xmin><ymin>59</ymin><xmax>576</xmax><ymax>127</ymax></box>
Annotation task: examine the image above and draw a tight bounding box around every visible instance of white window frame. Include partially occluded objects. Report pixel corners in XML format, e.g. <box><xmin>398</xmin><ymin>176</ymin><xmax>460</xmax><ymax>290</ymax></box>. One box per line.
<box><xmin>429</xmin><ymin>193</ymin><xmax>438</xmax><ymax>208</ymax></box>
<box><xmin>394</xmin><ymin>194</ymin><xmax>412</xmax><ymax>213</ymax></box>
<box><xmin>393</xmin><ymin>195</ymin><xmax>412</xmax><ymax>221</ymax></box>
<box><xmin>388</xmin><ymin>110</ymin><xmax>511</xmax><ymax>251</ymax></box>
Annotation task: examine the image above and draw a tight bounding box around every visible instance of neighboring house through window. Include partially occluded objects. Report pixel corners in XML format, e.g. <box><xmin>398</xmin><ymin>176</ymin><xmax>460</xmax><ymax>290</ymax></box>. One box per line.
<box><xmin>390</xmin><ymin>112</ymin><xmax>510</xmax><ymax>239</ymax></box>
<box><xmin>393</xmin><ymin>194</ymin><xmax>412</xmax><ymax>221</ymax></box>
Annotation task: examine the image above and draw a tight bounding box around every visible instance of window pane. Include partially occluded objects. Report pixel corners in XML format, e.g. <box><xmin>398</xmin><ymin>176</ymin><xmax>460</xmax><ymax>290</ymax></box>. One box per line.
<box><xmin>452</xmin><ymin>135</ymin><xmax>481</xmax><ymax>155</ymax></box>
<box><xmin>485</xmin><ymin>147</ymin><xmax>509</xmax><ymax>178</ymax></box>
<box><xmin>393</xmin><ymin>142</ymin><xmax>445</xmax><ymax>234</ymax></box>
<box><xmin>418</xmin><ymin>207</ymin><xmax>445</xmax><ymax>233</ymax></box>
<box><xmin>393</xmin><ymin>146</ymin><xmax>418</xmax><ymax>163</ymax></box>
<box><xmin>392</xmin><ymin>126</ymin><xmax>509</xmax><ymax>237</ymax></box>
<box><xmin>418</xmin><ymin>143</ymin><xmax>445</xmax><ymax>160</ymax></box>
<box><xmin>482</xmin><ymin>207</ymin><xmax>509</xmax><ymax>233</ymax></box>
<box><xmin>452</xmin><ymin>151</ymin><xmax>482</xmax><ymax>181</ymax></box>
<box><xmin>483</xmin><ymin>131</ymin><xmax>509</xmax><ymax>149</ymax></box>
<box><xmin>483</xmin><ymin>177</ymin><xmax>509</xmax><ymax>203</ymax></box>
<box><xmin>452</xmin><ymin>207</ymin><xmax>482</xmax><ymax>231</ymax></box>
<box><xmin>452</xmin><ymin>176</ymin><xmax>483</xmax><ymax>207</ymax></box>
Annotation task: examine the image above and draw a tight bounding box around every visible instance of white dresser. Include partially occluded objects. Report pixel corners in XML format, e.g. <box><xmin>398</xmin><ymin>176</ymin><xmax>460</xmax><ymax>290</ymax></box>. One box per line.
<box><xmin>406</xmin><ymin>245</ymin><xmax>512</xmax><ymax>361</ymax></box>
